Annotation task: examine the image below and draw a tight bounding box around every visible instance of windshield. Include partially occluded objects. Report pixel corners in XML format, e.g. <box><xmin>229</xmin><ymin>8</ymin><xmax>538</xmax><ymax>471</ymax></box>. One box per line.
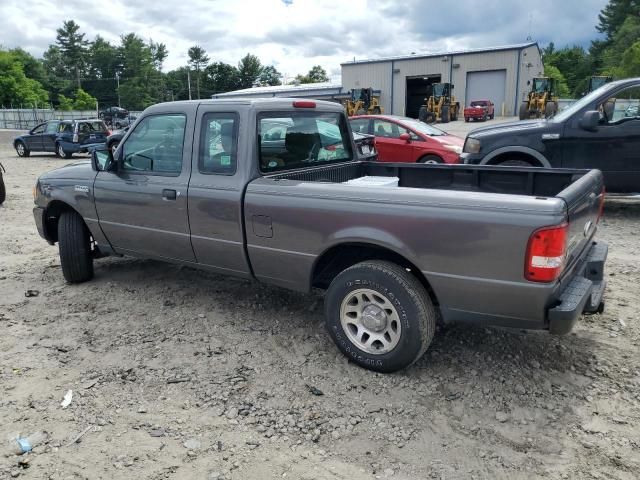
<box><xmin>552</xmin><ymin>83</ymin><xmax>618</xmax><ymax>123</ymax></box>
<box><xmin>432</xmin><ymin>84</ymin><xmax>448</xmax><ymax>97</ymax></box>
<box><xmin>399</xmin><ymin>118</ymin><xmax>446</xmax><ymax>136</ymax></box>
<box><xmin>470</xmin><ymin>101</ymin><xmax>487</xmax><ymax>107</ymax></box>
<box><xmin>533</xmin><ymin>78</ymin><xmax>549</xmax><ymax>93</ymax></box>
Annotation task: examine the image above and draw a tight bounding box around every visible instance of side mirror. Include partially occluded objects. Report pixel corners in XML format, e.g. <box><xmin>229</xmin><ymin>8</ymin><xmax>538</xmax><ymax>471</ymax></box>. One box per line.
<box><xmin>91</xmin><ymin>148</ymin><xmax>115</xmax><ymax>172</ymax></box>
<box><xmin>579</xmin><ymin>110</ymin><xmax>600</xmax><ymax>132</ymax></box>
<box><xmin>399</xmin><ymin>133</ymin><xmax>411</xmax><ymax>143</ymax></box>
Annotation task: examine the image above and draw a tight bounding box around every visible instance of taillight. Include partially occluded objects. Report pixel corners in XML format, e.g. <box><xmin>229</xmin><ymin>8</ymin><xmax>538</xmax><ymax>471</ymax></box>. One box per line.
<box><xmin>525</xmin><ymin>223</ymin><xmax>568</xmax><ymax>282</ymax></box>
<box><xmin>597</xmin><ymin>186</ymin><xmax>605</xmax><ymax>223</ymax></box>
<box><xmin>293</xmin><ymin>100</ymin><xmax>316</xmax><ymax>108</ymax></box>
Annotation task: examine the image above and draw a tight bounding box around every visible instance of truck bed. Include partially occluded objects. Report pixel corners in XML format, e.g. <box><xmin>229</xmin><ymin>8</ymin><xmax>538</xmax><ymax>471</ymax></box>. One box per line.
<box><xmin>267</xmin><ymin>161</ymin><xmax>588</xmax><ymax>198</ymax></box>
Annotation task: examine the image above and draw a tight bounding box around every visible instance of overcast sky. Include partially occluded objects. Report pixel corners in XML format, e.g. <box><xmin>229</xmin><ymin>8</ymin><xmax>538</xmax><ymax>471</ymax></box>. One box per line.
<box><xmin>1</xmin><ymin>0</ymin><xmax>608</xmax><ymax>82</ymax></box>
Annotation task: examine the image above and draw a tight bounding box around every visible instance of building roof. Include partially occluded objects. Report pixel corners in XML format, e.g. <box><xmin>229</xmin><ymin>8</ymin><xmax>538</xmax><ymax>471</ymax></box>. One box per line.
<box><xmin>341</xmin><ymin>42</ymin><xmax>539</xmax><ymax>66</ymax></box>
<box><xmin>214</xmin><ymin>81</ymin><xmax>343</xmax><ymax>97</ymax></box>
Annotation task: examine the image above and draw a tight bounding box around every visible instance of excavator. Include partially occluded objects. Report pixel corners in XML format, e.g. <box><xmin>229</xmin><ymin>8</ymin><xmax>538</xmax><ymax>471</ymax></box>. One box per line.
<box><xmin>519</xmin><ymin>77</ymin><xmax>559</xmax><ymax>120</ymax></box>
<box><xmin>343</xmin><ymin>88</ymin><xmax>383</xmax><ymax>116</ymax></box>
<box><xmin>418</xmin><ymin>83</ymin><xmax>460</xmax><ymax>124</ymax></box>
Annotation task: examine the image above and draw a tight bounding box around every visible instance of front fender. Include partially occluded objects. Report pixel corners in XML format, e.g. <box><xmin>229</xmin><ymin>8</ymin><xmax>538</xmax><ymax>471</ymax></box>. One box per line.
<box><xmin>481</xmin><ymin>146</ymin><xmax>551</xmax><ymax>167</ymax></box>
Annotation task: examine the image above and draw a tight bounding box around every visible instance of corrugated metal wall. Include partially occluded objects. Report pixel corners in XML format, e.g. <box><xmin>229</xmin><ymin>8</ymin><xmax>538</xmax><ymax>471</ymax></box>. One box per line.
<box><xmin>341</xmin><ymin>46</ymin><xmax>544</xmax><ymax>117</ymax></box>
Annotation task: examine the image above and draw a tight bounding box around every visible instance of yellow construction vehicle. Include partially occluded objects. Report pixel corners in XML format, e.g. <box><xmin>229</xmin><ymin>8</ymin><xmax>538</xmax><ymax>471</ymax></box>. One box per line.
<box><xmin>587</xmin><ymin>75</ymin><xmax>612</xmax><ymax>93</ymax></box>
<box><xmin>418</xmin><ymin>83</ymin><xmax>459</xmax><ymax>123</ymax></box>
<box><xmin>343</xmin><ymin>88</ymin><xmax>383</xmax><ymax>116</ymax></box>
<box><xmin>519</xmin><ymin>77</ymin><xmax>559</xmax><ymax>120</ymax></box>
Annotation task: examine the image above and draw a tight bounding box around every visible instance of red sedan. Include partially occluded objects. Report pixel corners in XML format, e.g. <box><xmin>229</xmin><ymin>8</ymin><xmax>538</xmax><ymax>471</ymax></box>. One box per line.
<box><xmin>349</xmin><ymin>115</ymin><xmax>464</xmax><ymax>164</ymax></box>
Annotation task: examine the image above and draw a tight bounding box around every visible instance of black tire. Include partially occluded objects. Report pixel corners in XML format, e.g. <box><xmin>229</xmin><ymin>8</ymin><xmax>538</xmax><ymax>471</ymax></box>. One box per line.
<box><xmin>0</xmin><ymin>173</ymin><xmax>5</xmax><ymax>205</ymax></box>
<box><xmin>418</xmin><ymin>106</ymin><xmax>428</xmax><ymax>122</ymax></box>
<box><xmin>519</xmin><ymin>103</ymin><xmax>529</xmax><ymax>120</ymax></box>
<box><xmin>418</xmin><ymin>155</ymin><xmax>442</xmax><ymax>164</ymax></box>
<box><xmin>498</xmin><ymin>159</ymin><xmax>533</xmax><ymax>167</ymax></box>
<box><xmin>109</xmin><ymin>140</ymin><xmax>120</xmax><ymax>155</ymax></box>
<box><xmin>451</xmin><ymin>106</ymin><xmax>458</xmax><ymax>122</ymax></box>
<box><xmin>58</xmin><ymin>211</ymin><xmax>94</xmax><ymax>283</ymax></box>
<box><xmin>482</xmin><ymin>113</ymin><xmax>488</xmax><ymax>121</ymax></box>
<box><xmin>56</xmin><ymin>143</ymin><xmax>72</xmax><ymax>159</ymax></box>
<box><xmin>15</xmin><ymin>141</ymin><xmax>30</xmax><ymax>157</ymax></box>
<box><xmin>324</xmin><ymin>260</ymin><xmax>437</xmax><ymax>373</ymax></box>
<box><xmin>465</xmin><ymin>117</ymin><xmax>470</xmax><ymax>123</ymax></box>
<box><xmin>545</xmin><ymin>102</ymin><xmax>557</xmax><ymax>118</ymax></box>
<box><xmin>441</xmin><ymin>106</ymin><xmax>450</xmax><ymax>123</ymax></box>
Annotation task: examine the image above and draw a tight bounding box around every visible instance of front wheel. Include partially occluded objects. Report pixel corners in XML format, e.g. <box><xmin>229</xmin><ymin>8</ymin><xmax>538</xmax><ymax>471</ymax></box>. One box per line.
<box><xmin>109</xmin><ymin>140</ymin><xmax>120</xmax><ymax>155</ymax></box>
<box><xmin>324</xmin><ymin>261</ymin><xmax>436</xmax><ymax>373</ymax></box>
<box><xmin>58</xmin><ymin>211</ymin><xmax>94</xmax><ymax>283</ymax></box>
<box><xmin>418</xmin><ymin>155</ymin><xmax>442</xmax><ymax>164</ymax></box>
<box><xmin>519</xmin><ymin>103</ymin><xmax>529</xmax><ymax>120</ymax></box>
<box><xmin>15</xmin><ymin>141</ymin><xmax>30</xmax><ymax>157</ymax></box>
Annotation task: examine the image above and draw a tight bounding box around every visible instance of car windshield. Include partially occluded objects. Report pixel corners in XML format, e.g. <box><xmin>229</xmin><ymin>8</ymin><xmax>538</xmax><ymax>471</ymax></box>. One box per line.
<box><xmin>470</xmin><ymin>101</ymin><xmax>487</xmax><ymax>107</ymax></box>
<box><xmin>552</xmin><ymin>83</ymin><xmax>619</xmax><ymax>123</ymax></box>
<box><xmin>398</xmin><ymin>118</ymin><xmax>446</xmax><ymax>136</ymax></box>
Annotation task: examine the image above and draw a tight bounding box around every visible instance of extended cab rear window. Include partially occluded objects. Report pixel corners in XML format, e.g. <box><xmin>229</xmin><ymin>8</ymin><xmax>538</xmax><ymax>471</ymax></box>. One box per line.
<box><xmin>258</xmin><ymin>111</ymin><xmax>353</xmax><ymax>173</ymax></box>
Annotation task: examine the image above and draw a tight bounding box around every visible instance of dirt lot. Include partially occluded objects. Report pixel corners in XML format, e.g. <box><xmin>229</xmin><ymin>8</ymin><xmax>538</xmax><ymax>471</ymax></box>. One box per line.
<box><xmin>1</xmin><ymin>129</ymin><xmax>639</xmax><ymax>480</ymax></box>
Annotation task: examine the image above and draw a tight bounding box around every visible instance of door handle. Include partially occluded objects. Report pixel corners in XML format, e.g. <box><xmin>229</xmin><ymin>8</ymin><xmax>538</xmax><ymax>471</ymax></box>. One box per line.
<box><xmin>162</xmin><ymin>189</ymin><xmax>177</xmax><ymax>200</ymax></box>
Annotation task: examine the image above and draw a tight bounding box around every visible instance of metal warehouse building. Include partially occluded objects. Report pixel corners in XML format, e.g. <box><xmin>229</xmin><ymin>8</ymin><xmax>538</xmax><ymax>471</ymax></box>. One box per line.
<box><xmin>212</xmin><ymin>82</ymin><xmax>348</xmax><ymax>100</ymax></box>
<box><xmin>341</xmin><ymin>42</ymin><xmax>543</xmax><ymax>118</ymax></box>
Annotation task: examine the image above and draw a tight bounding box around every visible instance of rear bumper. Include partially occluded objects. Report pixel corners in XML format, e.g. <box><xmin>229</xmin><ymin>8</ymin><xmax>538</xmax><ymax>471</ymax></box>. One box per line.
<box><xmin>548</xmin><ymin>241</ymin><xmax>608</xmax><ymax>334</ymax></box>
<box><xmin>464</xmin><ymin>111</ymin><xmax>486</xmax><ymax>118</ymax></box>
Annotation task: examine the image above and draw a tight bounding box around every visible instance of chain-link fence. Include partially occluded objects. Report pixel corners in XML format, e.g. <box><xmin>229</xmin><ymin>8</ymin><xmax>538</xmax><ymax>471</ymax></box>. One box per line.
<box><xmin>0</xmin><ymin>109</ymin><xmax>143</xmax><ymax>130</ymax></box>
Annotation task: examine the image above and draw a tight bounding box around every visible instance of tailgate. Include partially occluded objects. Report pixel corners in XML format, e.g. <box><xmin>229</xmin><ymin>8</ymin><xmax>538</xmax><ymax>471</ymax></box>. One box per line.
<box><xmin>557</xmin><ymin>169</ymin><xmax>605</xmax><ymax>271</ymax></box>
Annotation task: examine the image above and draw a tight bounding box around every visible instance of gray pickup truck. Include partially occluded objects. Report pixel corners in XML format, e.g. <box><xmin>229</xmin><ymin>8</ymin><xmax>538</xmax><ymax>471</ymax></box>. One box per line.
<box><xmin>33</xmin><ymin>98</ymin><xmax>607</xmax><ymax>372</ymax></box>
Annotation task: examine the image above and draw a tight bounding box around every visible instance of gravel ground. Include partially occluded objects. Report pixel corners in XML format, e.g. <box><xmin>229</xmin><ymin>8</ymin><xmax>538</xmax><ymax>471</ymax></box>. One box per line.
<box><xmin>0</xmin><ymin>129</ymin><xmax>639</xmax><ymax>480</ymax></box>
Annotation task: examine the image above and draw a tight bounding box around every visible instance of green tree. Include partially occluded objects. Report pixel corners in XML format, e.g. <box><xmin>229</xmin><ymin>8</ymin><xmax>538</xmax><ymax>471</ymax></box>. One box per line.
<box><xmin>0</xmin><ymin>50</ymin><xmax>49</xmax><ymax>107</ymax></box>
<box><xmin>542</xmin><ymin>45</ymin><xmax>592</xmax><ymax>97</ymax></box>
<box><xmin>187</xmin><ymin>45</ymin><xmax>210</xmax><ymax>99</ymax></box>
<box><xmin>85</xmin><ymin>36</ymin><xmax>120</xmax><ymax>107</ymax></box>
<box><xmin>117</xmin><ymin>33</ymin><xmax>165</xmax><ymax>109</ymax></box>
<box><xmin>257</xmin><ymin>65</ymin><xmax>281</xmax><ymax>86</ymax></box>
<box><xmin>55</xmin><ymin>20</ymin><xmax>89</xmax><ymax>88</ymax></box>
<box><xmin>201</xmin><ymin>62</ymin><xmax>240</xmax><ymax>96</ymax></box>
<box><xmin>544</xmin><ymin>65</ymin><xmax>570</xmax><ymax>97</ymax></box>
<box><xmin>150</xmin><ymin>41</ymin><xmax>168</xmax><ymax>70</ymax></box>
<box><xmin>237</xmin><ymin>53</ymin><xmax>262</xmax><ymax>89</ymax></box>
<box><xmin>611</xmin><ymin>40</ymin><xmax>640</xmax><ymax>77</ymax></box>
<box><xmin>292</xmin><ymin>65</ymin><xmax>330</xmax><ymax>84</ymax></box>
<box><xmin>306</xmin><ymin>65</ymin><xmax>329</xmax><ymax>83</ymax></box>
<box><xmin>596</xmin><ymin>0</ymin><xmax>640</xmax><ymax>39</ymax></box>
<box><xmin>57</xmin><ymin>93</ymin><xmax>74</xmax><ymax>110</ymax></box>
<box><xmin>42</xmin><ymin>45</ymin><xmax>72</xmax><ymax>105</ymax></box>
<box><xmin>73</xmin><ymin>88</ymin><xmax>97</xmax><ymax>110</ymax></box>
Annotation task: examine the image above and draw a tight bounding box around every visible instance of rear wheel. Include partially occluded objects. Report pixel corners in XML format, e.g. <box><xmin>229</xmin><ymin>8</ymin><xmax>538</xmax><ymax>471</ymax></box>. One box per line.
<box><xmin>58</xmin><ymin>211</ymin><xmax>94</xmax><ymax>283</ymax></box>
<box><xmin>324</xmin><ymin>261</ymin><xmax>436</xmax><ymax>373</ymax></box>
<box><xmin>519</xmin><ymin>103</ymin><xmax>529</xmax><ymax>120</ymax></box>
<box><xmin>56</xmin><ymin>143</ymin><xmax>72</xmax><ymax>159</ymax></box>
<box><xmin>15</xmin><ymin>141</ymin><xmax>30</xmax><ymax>157</ymax></box>
<box><xmin>418</xmin><ymin>155</ymin><xmax>442</xmax><ymax>164</ymax></box>
<box><xmin>464</xmin><ymin>117</ymin><xmax>470</xmax><ymax>123</ymax></box>
<box><xmin>109</xmin><ymin>140</ymin><xmax>120</xmax><ymax>155</ymax></box>
<box><xmin>441</xmin><ymin>106</ymin><xmax>450</xmax><ymax>123</ymax></box>
<box><xmin>0</xmin><ymin>172</ymin><xmax>5</xmax><ymax>205</ymax></box>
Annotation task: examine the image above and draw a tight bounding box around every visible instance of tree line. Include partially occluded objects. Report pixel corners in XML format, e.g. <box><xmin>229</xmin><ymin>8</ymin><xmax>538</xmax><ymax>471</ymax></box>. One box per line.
<box><xmin>542</xmin><ymin>0</ymin><xmax>640</xmax><ymax>97</ymax></box>
<box><xmin>0</xmin><ymin>20</ymin><xmax>330</xmax><ymax>110</ymax></box>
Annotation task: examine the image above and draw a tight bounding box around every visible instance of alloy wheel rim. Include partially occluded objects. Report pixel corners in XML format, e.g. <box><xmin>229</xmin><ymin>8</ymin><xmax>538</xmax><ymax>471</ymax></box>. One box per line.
<box><xmin>340</xmin><ymin>288</ymin><xmax>402</xmax><ymax>355</ymax></box>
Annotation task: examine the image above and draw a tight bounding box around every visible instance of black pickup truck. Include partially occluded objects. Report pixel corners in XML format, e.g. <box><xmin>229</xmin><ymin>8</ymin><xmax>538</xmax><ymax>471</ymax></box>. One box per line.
<box><xmin>461</xmin><ymin>77</ymin><xmax>640</xmax><ymax>193</ymax></box>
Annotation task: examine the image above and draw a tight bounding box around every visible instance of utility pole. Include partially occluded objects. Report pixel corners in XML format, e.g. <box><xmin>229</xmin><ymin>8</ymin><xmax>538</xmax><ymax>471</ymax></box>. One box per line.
<box><xmin>187</xmin><ymin>68</ymin><xmax>192</xmax><ymax>100</ymax></box>
<box><xmin>116</xmin><ymin>73</ymin><xmax>121</xmax><ymax>107</ymax></box>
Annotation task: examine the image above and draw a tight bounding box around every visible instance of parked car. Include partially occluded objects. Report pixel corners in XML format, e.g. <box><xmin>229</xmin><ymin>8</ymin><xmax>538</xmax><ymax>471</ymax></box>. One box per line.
<box><xmin>105</xmin><ymin>126</ymin><xmax>129</xmax><ymax>154</ymax></box>
<box><xmin>14</xmin><ymin>119</ymin><xmax>110</xmax><ymax>159</ymax></box>
<box><xmin>349</xmin><ymin>114</ymin><xmax>463</xmax><ymax>163</ymax></box>
<box><xmin>112</xmin><ymin>115</ymin><xmax>137</xmax><ymax>129</ymax></box>
<box><xmin>33</xmin><ymin>98</ymin><xmax>607</xmax><ymax>373</ymax></box>
<box><xmin>99</xmin><ymin>106</ymin><xmax>129</xmax><ymax>126</ymax></box>
<box><xmin>0</xmin><ymin>162</ymin><xmax>5</xmax><ymax>205</ymax></box>
<box><xmin>464</xmin><ymin>100</ymin><xmax>495</xmax><ymax>122</ymax></box>
<box><xmin>461</xmin><ymin>77</ymin><xmax>640</xmax><ymax>193</ymax></box>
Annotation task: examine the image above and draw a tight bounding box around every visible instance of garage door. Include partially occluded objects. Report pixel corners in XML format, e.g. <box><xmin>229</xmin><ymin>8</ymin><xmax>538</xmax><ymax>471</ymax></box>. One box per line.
<box><xmin>465</xmin><ymin>70</ymin><xmax>507</xmax><ymax>114</ymax></box>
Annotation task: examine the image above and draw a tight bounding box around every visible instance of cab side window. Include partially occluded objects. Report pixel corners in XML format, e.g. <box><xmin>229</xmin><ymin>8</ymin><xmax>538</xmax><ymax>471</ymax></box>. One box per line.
<box><xmin>122</xmin><ymin>114</ymin><xmax>186</xmax><ymax>175</ymax></box>
<box><xmin>373</xmin><ymin>120</ymin><xmax>412</xmax><ymax>139</ymax></box>
<box><xmin>45</xmin><ymin>122</ymin><xmax>59</xmax><ymax>134</ymax></box>
<box><xmin>199</xmin><ymin>113</ymin><xmax>238</xmax><ymax>175</ymax></box>
<box><xmin>349</xmin><ymin>118</ymin><xmax>369</xmax><ymax>134</ymax></box>
<box><xmin>600</xmin><ymin>86</ymin><xmax>640</xmax><ymax>124</ymax></box>
<box><xmin>31</xmin><ymin>124</ymin><xmax>45</xmax><ymax>135</ymax></box>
